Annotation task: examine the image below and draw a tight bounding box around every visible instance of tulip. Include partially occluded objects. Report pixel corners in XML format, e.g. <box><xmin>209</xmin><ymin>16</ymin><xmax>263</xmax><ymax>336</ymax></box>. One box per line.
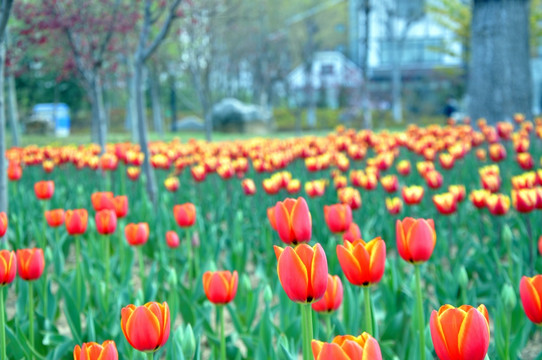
<box><xmin>397</xmin><ymin>160</ymin><xmax>411</xmax><ymax>176</ymax></box>
<box><xmin>333</xmin><ymin>175</ymin><xmax>347</xmax><ymax>190</ymax></box>
<box><xmin>173</xmin><ymin>203</ymin><xmax>196</xmax><ymax>228</ymax></box>
<box><xmin>439</xmin><ymin>153</ymin><xmax>455</xmax><ymax>169</ymax></box>
<box><xmin>34</xmin><ymin>180</ymin><xmax>54</xmax><ymax>200</ymax></box>
<box><xmin>336</xmin><ymin>238</ymin><xmax>386</xmax><ymax>287</ymax></box>
<box><xmin>305</xmin><ymin>180</ymin><xmax>326</xmax><ymax>197</ymax></box>
<box><xmin>402</xmin><ymin>185</ymin><xmax>424</xmax><ymax>205</ymax></box>
<box><xmin>312</xmin><ymin>333</ymin><xmax>382</xmax><ymax>360</ymax></box>
<box><xmin>0</xmin><ymin>212</ymin><xmax>6</xmax><ymax>238</ymax></box>
<box><xmin>262</xmin><ymin>178</ymin><xmax>280</xmax><ymax>194</ymax></box>
<box><xmin>512</xmin><ymin>189</ymin><xmax>536</xmax><ymax>213</ymax></box>
<box><xmin>448</xmin><ymin>185</ymin><xmax>466</xmax><ymax>202</ymax></box>
<box><xmin>45</xmin><ymin>209</ymin><xmax>65</xmax><ymax>228</ymax></box>
<box><xmin>433</xmin><ymin>193</ymin><xmax>457</xmax><ymax>215</ymax></box>
<box><xmin>425</xmin><ymin>170</ymin><xmax>443</xmax><ymax>189</ymax></box>
<box><xmin>486</xmin><ymin>194</ymin><xmax>510</xmax><ymax>216</ymax></box>
<box><xmin>520</xmin><ymin>275</ymin><xmax>542</xmax><ymax>324</ymax></box>
<box><xmin>242</xmin><ymin>178</ymin><xmax>256</xmax><ymax>195</ymax></box>
<box><xmin>190</xmin><ymin>165</ymin><xmax>207</xmax><ymax>182</ymax></box>
<box><xmin>360</xmin><ymin>172</ymin><xmax>378</xmax><ymax>191</ymax></box>
<box><xmin>91</xmin><ymin>191</ymin><xmax>115</xmax><ymax>211</ymax></box>
<box><xmin>517</xmin><ymin>152</ymin><xmax>534</xmax><ymax>170</ymax></box>
<box><xmin>489</xmin><ymin>143</ymin><xmax>506</xmax><ymax>162</ymax></box>
<box><xmin>65</xmin><ymin>209</ymin><xmax>89</xmax><ymax>235</ymax></box>
<box><xmin>125</xmin><ymin>223</ymin><xmax>150</xmax><ymax>246</ymax></box>
<box><xmin>164</xmin><ymin>177</ymin><xmax>179</xmax><ymax>192</ymax></box>
<box><xmin>469</xmin><ymin>189</ymin><xmax>490</xmax><ymax>209</ymax></box>
<box><xmin>16</xmin><ymin>248</ymin><xmax>45</xmax><ymax>281</ymax></box>
<box><xmin>126</xmin><ymin>166</ymin><xmax>141</xmax><ymax>181</ymax></box>
<box><xmin>343</xmin><ymin>222</ymin><xmax>361</xmax><ymax>243</ymax></box>
<box><xmin>7</xmin><ymin>162</ymin><xmax>22</xmax><ymax>181</ymax></box>
<box><xmin>202</xmin><ymin>270</ymin><xmax>238</xmax><ymax>305</ymax></box>
<box><xmin>430</xmin><ymin>304</ymin><xmax>490</xmax><ymax>360</ymax></box>
<box><xmin>95</xmin><ymin>209</ymin><xmax>117</xmax><ymax>235</ymax></box>
<box><xmin>166</xmin><ymin>231</ymin><xmax>180</xmax><ymax>249</ymax></box>
<box><xmin>0</xmin><ymin>250</ymin><xmax>16</xmax><ymax>359</ymax></box>
<box><xmin>113</xmin><ymin>195</ymin><xmax>128</xmax><ymax>219</ymax></box>
<box><xmin>386</xmin><ymin>197</ymin><xmax>403</xmax><ymax>215</ymax></box>
<box><xmin>73</xmin><ymin>340</ymin><xmax>118</xmax><ymax>360</ymax></box>
<box><xmin>396</xmin><ymin>218</ymin><xmax>436</xmax><ymax>264</ymax></box>
<box><xmin>338</xmin><ymin>187</ymin><xmax>362</xmax><ymax>210</ymax></box>
<box><xmin>481</xmin><ymin>174</ymin><xmax>501</xmax><ymax>193</ymax></box>
<box><xmin>287</xmin><ymin>179</ymin><xmax>301</xmax><ymax>194</ymax></box>
<box><xmin>267</xmin><ymin>207</ymin><xmax>277</xmax><ymax>230</ymax></box>
<box><xmin>121</xmin><ymin>302</ymin><xmax>170</xmax><ymax>353</ymax></box>
<box><xmin>311</xmin><ymin>274</ymin><xmax>343</xmax><ymax>313</ymax></box>
<box><xmin>324</xmin><ymin>204</ymin><xmax>352</xmax><ymax>234</ymax></box>
<box><xmin>274</xmin><ymin>197</ymin><xmax>312</xmax><ymax>245</ymax></box>
<box><xmin>380</xmin><ymin>174</ymin><xmax>398</xmax><ymax>193</ymax></box>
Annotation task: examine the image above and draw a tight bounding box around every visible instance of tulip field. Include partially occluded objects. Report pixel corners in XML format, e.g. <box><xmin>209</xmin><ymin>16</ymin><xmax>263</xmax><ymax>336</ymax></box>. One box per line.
<box><xmin>2</xmin><ymin>118</ymin><xmax>542</xmax><ymax>360</ymax></box>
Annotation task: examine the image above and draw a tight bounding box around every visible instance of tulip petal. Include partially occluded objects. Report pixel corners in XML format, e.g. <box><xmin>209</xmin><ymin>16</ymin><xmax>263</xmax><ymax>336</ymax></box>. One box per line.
<box><xmin>361</xmin><ymin>336</ymin><xmax>383</xmax><ymax>360</ymax></box>
<box><xmin>337</xmin><ymin>244</ymin><xmax>363</xmax><ymax>285</ymax></box>
<box><xmin>458</xmin><ymin>309</ymin><xmax>490</xmax><ymax>360</ymax></box>
<box><xmin>439</xmin><ymin>307</ymin><xmax>466</xmax><ymax>359</ymax></box>
<box><xmin>292</xmin><ymin>198</ymin><xmax>312</xmax><ymax>241</ymax></box>
<box><xmin>311</xmin><ymin>244</ymin><xmax>328</xmax><ymax>301</ymax></box>
<box><xmin>430</xmin><ymin>310</ymin><xmax>453</xmax><ymax>360</ymax></box>
<box><xmin>407</xmin><ymin>219</ymin><xmax>435</xmax><ymax>262</ymax></box>
<box><xmin>342</xmin><ymin>340</ymin><xmax>363</xmax><ymax>359</ymax></box>
<box><xmin>277</xmin><ymin>246</ymin><xmax>308</xmax><ymax>302</ymax></box>
<box><xmin>520</xmin><ymin>276</ymin><xmax>542</xmax><ymax>324</ymax></box>
<box><xmin>317</xmin><ymin>343</ymin><xmax>351</xmax><ymax>360</ymax></box>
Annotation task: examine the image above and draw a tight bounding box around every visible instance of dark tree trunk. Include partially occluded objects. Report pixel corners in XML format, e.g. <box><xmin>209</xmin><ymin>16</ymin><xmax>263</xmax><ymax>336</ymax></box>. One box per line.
<box><xmin>169</xmin><ymin>77</ymin><xmax>177</xmax><ymax>131</ymax></box>
<box><xmin>90</xmin><ymin>76</ymin><xmax>107</xmax><ymax>152</ymax></box>
<box><xmin>150</xmin><ymin>66</ymin><xmax>164</xmax><ymax>137</ymax></box>
<box><xmin>468</xmin><ymin>0</ymin><xmax>532</xmax><ymax>123</ymax></box>
<box><xmin>360</xmin><ymin>0</ymin><xmax>372</xmax><ymax>129</ymax></box>
<box><xmin>7</xmin><ymin>72</ymin><xmax>19</xmax><ymax>146</ymax></box>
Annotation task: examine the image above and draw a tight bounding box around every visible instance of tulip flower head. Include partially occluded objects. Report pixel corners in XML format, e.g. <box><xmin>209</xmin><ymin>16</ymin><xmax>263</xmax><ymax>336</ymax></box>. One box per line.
<box><xmin>337</xmin><ymin>237</ymin><xmax>386</xmax><ymax>287</ymax></box>
<box><xmin>91</xmin><ymin>192</ymin><xmax>115</xmax><ymax>211</ymax></box>
<box><xmin>164</xmin><ymin>177</ymin><xmax>180</xmax><ymax>192</ymax></box>
<box><xmin>0</xmin><ymin>250</ymin><xmax>16</xmax><ymax>286</ymax></box>
<box><xmin>433</xmin><ymin>193</ymin><xmax>457</xmax><ymax>215</ymax></box>
<box><xmin>0</xmin><ymin>212</ymin><xmax>7</xmax><ymax>237</ymax></box>
<box><xmin>512</xmin><ymin>189</ymin><xmax>537</xmax><ymax>213</ymax></box>
<box><xmin>396</xmin><ymin>218</ymin><xmax>436</xmax><ymax>263</ymax></box>
<box><xmin>16</xmin><ymin>248</ymin><xmax>45</xmax><ymax>281</ymax></box>
<box><xmin>519</xmin><ymin>275</ymin><xmax>542</xmax><ymax>324</ymax></box>
<box><xmin>324</xmin><ymin>203</ymin><xmax>353</xmax><ymax>234</ymax></box>
<box><xmin>343</xmin><ymin>222</ymin><xmax>361</xmax><ymax>243</ymax></box>
<box><xmin>73</xmin><ymin>340</ymin><xmax>118</xmax><ymax>360</ymax></box>
<box><xmin>430</xmin><ymin>304</ymin><xmax>490</xmax><ymax>360</ymax></box>
<box><xmin>469</xmin><ymin>189</ymin><xmax>490</xmax><ymax>209</ymax></box>
<box><xmin>121</xmin><ymin>302</ymin><xmax>170</xmax><ymax>353</ymax></box>
<box><xmin>312</xmin><ymin>333</ymin><xmax>382</xmax><ymax>360</ymax></box>
<box><xmin>386</xmin><ymin>197</ymin><xmax>403</xmax><ymax>215</ymax></box>
<box><xmin>34</xmin><ymin>180</ymin><xmax>54</xmax><ymax>200</ymax></box>
<box><xmin>402</xmin><ymin>185</ymin><xmax>424</xmax><ymax>205</ymax></box>
<box><xmin>65</xmin><ymin>209</ymin><xmax>89</xmax><ymax>235</ymax></box>
<box><xmin>125</xmin><ymin>223</ymin><xmax>150</xmax><ymax>246</ymax></box>
<box><xmin>274</xmin><ymin>243</ymin><xmax>328</xmax><ymax>303</ymax></box>
<box><xmin>173</xmin><ymin>203</ymin><xmax>196</xmax><ymax>228</ymax></box>
<box><xmin>113</xmin><ymin>196</ymin><xmax>129</xmax><ymax>219</ymax></box>
<box><xmin>274</xmin><ymin>197</ymin><xmax>312</xmax><ymax>245</ymax></box>
<box><xmin>165</xmin><ymin>231</ymin><xmax>180</xmax><ymax>249</ymax></box>
<box><xmin>242</xmin><ymin>179</ymin><xmax>256</xmax><ymax>195</ymax></box>
<box><xmin>45</xmin><ymin>209</ymin><xmax>65</xmax><ymax>228</ymax></box>
<box><xmin>202</xmin><ymin>270</ymin><xmax>238</xmax><ymax>305</ymax></box>
<box><xmin>312</xmin><ymin>274</ymin><xmax>343</xmax><ymax>313</ymax></box>
<box><xmin>95</xmin><ymin>209</ymin><xmax>118</xmax><ymax>235</ymax></box>
<box><xmin>486</xmin><ymin>194</ymin><xmax>510</xmax><ymax>216</ymax></box>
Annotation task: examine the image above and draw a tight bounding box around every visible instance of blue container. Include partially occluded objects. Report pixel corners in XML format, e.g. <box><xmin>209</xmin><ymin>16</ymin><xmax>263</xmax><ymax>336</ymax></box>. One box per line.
<box><xmin>32</xmin><ymin>103</ymin><xmax>70</xmax><ymax>137</ymax></box>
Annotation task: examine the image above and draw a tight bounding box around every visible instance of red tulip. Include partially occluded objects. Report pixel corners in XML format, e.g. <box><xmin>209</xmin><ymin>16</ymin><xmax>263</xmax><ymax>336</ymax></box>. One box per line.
<box><xmin>121</xmin><ymin>302</ymin><xmax>170</xmax><ymax>352</ymax></box>
<box><xmin>469</xmin><ymin>189</ymin><xmax>490</xmax><ymax>209</ymax></box>
<box><xmin>242</xmin><ymin>179</ymin><xmax>256</xmax><ymax>195</ymax></box>
<box><xmin>113</xmin><ymin>196</ymin><xmax>128</xmax><ymax>219</ymax></box>
<box><xmin>45</xmin><ymin>209</ymin><xmax>65</xmax><ymax>228</ymax></box>
<box><xmin>486</xmin><ymin>194</ymin><xmax>510</xmax><ymax>216</ymax></box>
<box><xmin>16</xmin><ymin>248</ymin><xmax>45</xmax><ymax>281</ymax></box>
<box><xmin>338</xmin><ymin>187</ymin><xmax>362</xmax><ymax>210</ymax></box>
<box><xmin>7</xmin><ymin>163</ymin><xmax>22</xmax><ymax>181</ymax></box>
<box><xmin>202</xmin><ymin>270</ymin><xmax>238</xmax><ymax>304</ymax></box>
<box><xmin>65</xmin><ymin>209</ymin><xmax>89</xmax><ymax>235</ymax></box>
<box><xmin>73</xmin><ymin>340</ymin><xmax>118</xmax><ymax>360</ymax></box>
<box><xmin>430</xmin><ymin>304</ymin><xmax>490</xmax><ymax>360</ymax></box>
<box><xmin>190</xmin><ymin>165</ymin><xmax>207</xmax><ymax>182</ymax></box>
<box><xmin>337</xmin><ymin>237</ymin><xmax>386</xmax><ymax>286</ymax></box>
<box><xmin>343</xmin><ymin>222</ymin><xmax>361</xmax><ymax>243</ymax></box>
<box><xmin>91</xmin><ymin>192</ymin><xmax>115</xmax><ymax>212</ymax></box>
<box><xmin>324</xmin><ymin>204</ymin><xmax>352</xmax><ymax>234</ymax></box>
<box><xmin>312</xmin><ymin>333</ymin><xmax>382</xmax><ymax>360</ymax></box>
<box><xmin>34</xmin><ymin>180</ymin><xmax>54</xmax><ymax>200</ymax></box>
<box><xmin>312</xmin><ymin>274</ymin><xmax>343</xmax><ymax>313</ymax></box>
<box><xmin>449</xmin><ymin>185</ymin><xmax>466</xmax><ymax>203</ymax></box>
<box><xmin>402</xmin><ymin>186</ymin><xmax>424</xmax><ymax>205</ymax></box>
<box><xmin>380</xmin><ymin>175</ymin><xmax>398</xmax><ymax>193</ymax></box>
<box><xmin>512</xmin><ymin>189</ymin><xmax>537</xmax><ymax>213</ymax></box>
<box><xmin>385</xmin><ymin>197</ymin><xmax>403</xmax><ymax>215</ymax></box>
<box><xmin>165</xmin><ymin>231</ymin><xmax>180</xmax><ymax>249</ymax></box>
<box><xmin>164</xmin><ymin>177</ymin><xmax>180</xmax><ymax>192</ymax></box>
<box><xmin>0</xmin><ymin>250</ymin><xmax>16</xmax><ymax>286</ymax></box>
<box><xmin>396</xmin><ymin>218</ymin><xmax>436</xmax><ymax>263</ymax></box>
<box><xmin>95</xmin><ymin>210</ymin><xmax>117</xmax><ymax>235</ymax></box>
<box><xmin>519</xmin><ymin>275</ymin><xmax>542</xmax><ymax>324</ymax></box>
<box><xmin>287</xmin><ymin>179</ymin><xmax>301</xmax><ymax>194</ymax></box>
<box><xmin>433</xmin><ymin>193</ymin><xmax>457</xmax><ymax>215</ymax></box>
<box><xmin>124</xmin><ymin>223</ymin><xmax>150</xmax><ymax>246</ymax></box>
<box><xmin>397</xmin><ymin>160</ymin><xmax>411</xmax><ymax>176</ymax></box>
<box><xmin>517</xmin><ymin>152</ymin><xmax>534</xmax><ymax>170</ymax></box>
<box><xmin>274</xmin><ymin>197</ymin><xmax>312</xmax><ymax>245</ymax></box>
<box><xmin>173</xmin><ymin>203</ymin><xmax>196</xmax><ymax>228</ymax></box>
<box><xmin>126</xmin><ymin>167</ymin><xmax>141</xmax><ymax>181</ymax></box>
<box><xmin>274</xmin><ymin>243</ymin><xmax>328</xmax><ymax>303</ymax></box>
<box><xmin>489</xmin><ymin>143</ymin><xmax>506</xmax><ymax>162</ymax></box>
<box><xmin>0</xmin><ymin>212</ymin><xmax>7</xmax><ymax>237</ymax></box>
<box><xmin>425</xmin><ymin>170</ymin><xmax>443</xmax><ymax>189</ymax></box>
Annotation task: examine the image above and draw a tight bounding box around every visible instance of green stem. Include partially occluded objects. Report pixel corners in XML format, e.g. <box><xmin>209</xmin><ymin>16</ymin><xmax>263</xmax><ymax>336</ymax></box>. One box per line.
<box><xmin>0</xmin><ymin>287</ymin><xmax>6</xmax><ymax>360</ymax></box>
<box><xmin>325</xmin><ymin>314</ymin><xmax>332</xmax><ymax>341</ymax></box>
<box><xmin>138</xmin><ymin>247</ymin><xmax>145</xmax><ymax>292</ymax></box>
<box><xmin>104</xmin><ymin>235</ymin><xmax>110</xmax><ymax>293</ymax></box>
<box><xmin>41</xmin><ymin>201</ymin><xmax>48</xmax><ymax>249</ymax></box>
<box><xmin>219</xmin><ymin>305</ymin><xmax>226</xmax><ymax>360</ymax></box>
<box><xmin>301</xmin><ymin>304</ymin><xmax>313</xmax><ymax>360</ymax></box>
<box><xmin>415</xmin><ymin>265</ymin><xmax>426</xmax><ymax>360</ymax></box>
<box><xmin>363</xmin><ymin>286</ymin><xmax>373</xmax><ymax>335</ymax></box>
<box><xmin>146</xmin><ymin>352</ymin><xmax>153</xmax><ymax>360</ymax></box>
<box><xmin>75</xmin><ymin>236</ymin><xmax>82</xmax><ymax>307</ymax></box>
<box><xmin>28</xmin><ymin>282</ymin><xmax>34</xmax><ymax>359</ymax></box>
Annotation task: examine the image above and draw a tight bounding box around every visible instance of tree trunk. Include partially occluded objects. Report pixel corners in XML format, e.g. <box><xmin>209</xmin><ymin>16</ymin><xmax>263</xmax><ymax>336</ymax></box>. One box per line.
<box><xmin>390</xmin><ymin>20</ymin><xmax>402</xmax><ymax>124</ymax></box>
<box><xmin>135</xmin><ymin>58</ymin><xmax>157</xmax><ymax>204</ymax></box>
<box><xmin>7</xmin><ymin>72</ymin><xmax>19</xmax><ymax>146</ymax></box>
<box><xmin>468</xmin><ymin>0</ymin><xmax>532</xmax><ymax>124</ymax></box>
<box><xmin>90</xmin><ymin>76</ymin><xmax>107</xmax><ymax>152</ymax></box>
<box><xmin>150</xmin><ymin>66</ymin><xmax>164</xmax><ymax>137</ymax></box>
<box><xmin>169</xmin><ymin>77</ymin><xmax>177</xmax><ymax>132</ymax></box>
<box><xmin>360</xmin><ymin>0</ymin><xmax>372</xmax><ymax>129</ymax></box>
<box><xmin>0</xmin><ymin>42</ymin><xmax>7</xmax><ymax>215</ymax></box>
<box><xmin>128</xmin><ymin>59</ymin><xmax>139</xmax><ymax>142</ymax></box>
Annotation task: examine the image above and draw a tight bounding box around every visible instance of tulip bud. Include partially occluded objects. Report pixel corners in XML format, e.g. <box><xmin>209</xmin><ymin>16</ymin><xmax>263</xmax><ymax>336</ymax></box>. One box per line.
<box><xmin>502</xmin><ymin>284</ymin><xmax>517</xmax><ymax>311</ymax></box>
<box><xmin>264</xmin><ymin>285</ymin><xmax>273</xmax><ymax>304</ymax></box>
<box><xmin>502</xmin><ymin>224</ymin><xmax>513</xmax><ymax>247</ymax></box>
<box><xmin>457</xmin><ymin>266</ymin><xmax>468</xmax><ymax>289</ymax></box>
<box><xmin>177</xmin><ymin>324</ymin><xmax>196</xmax><ymax>360</ymax></box>
<box><xmin>241</xmin><ymin>274</ymin><xmax>251</xmax><ymax>293</ymax></box>
<box><xmin>167</xmin><ymin>267</ymin><xmax>178</xmax><ymax>286</ymax></box>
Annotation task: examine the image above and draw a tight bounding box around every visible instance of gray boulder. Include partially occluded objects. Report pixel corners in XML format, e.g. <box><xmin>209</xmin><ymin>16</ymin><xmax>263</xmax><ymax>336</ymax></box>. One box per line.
<box><xmin>172</xmin><ymin>116</ymin><xmax>205</xmax><ymax>132</ymax></box>
<box><xmin>211</xmin><ymin>98</ymin><xmax>271</xmax><ymax>133</ymax></box>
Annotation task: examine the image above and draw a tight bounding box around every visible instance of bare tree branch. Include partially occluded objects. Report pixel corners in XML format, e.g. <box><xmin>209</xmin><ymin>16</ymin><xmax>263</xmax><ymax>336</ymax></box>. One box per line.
<box><xmin>94</xmin><ymin>0</ymin><xmax>122</xmax><ymax>67</ymax></box>
<box><xmin>141</xmin><ymin>0</ymin><xmax>182</xmax><ymax>62</ymax></box>
<box><xmin>0</xmin><ymin>0</ymin><xmax>14</xmax><ymax>42</ymax></box>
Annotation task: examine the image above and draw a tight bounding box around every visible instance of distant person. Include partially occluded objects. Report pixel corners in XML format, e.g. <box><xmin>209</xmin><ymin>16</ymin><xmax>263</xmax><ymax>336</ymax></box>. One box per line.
<box><xmin>444</xmin><ymin>97</ymin><xmax>458</xmax><ymax>119</ymax></box>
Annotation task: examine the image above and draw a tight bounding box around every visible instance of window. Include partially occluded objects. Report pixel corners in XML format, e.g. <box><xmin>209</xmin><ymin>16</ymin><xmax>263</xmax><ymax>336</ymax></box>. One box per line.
<box><xmin>321</xmin><ymin>64</ymin><xmax>334</xmax><ymax>75</ymax></box>
<box><xmin>379</xmin><ymin>38</ymin><xmax>444</xmax><ymax>65</ymax></box>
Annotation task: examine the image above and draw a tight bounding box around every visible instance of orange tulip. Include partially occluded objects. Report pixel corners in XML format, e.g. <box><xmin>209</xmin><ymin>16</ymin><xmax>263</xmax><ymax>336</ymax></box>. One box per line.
<box><xmin>267</xmin><ymin>207</ymin><xmax>277</xmax><ymax>231</ymax></box>
<box><xmin>519</xmin><ymin>275</ymin><xmax>542</xmax><ymax>324</ymax></box>
<box><xmin>7</xmin><ymin>163</ymin><xmax>22</xmax><ymax>181</ymax></box>
<box><xmin>489</xmin><ymin>143</ymin><xmax>506</xmax><ymax>162</ymax></box>
<box><xmin>337</xmin><ymin>237</ymin><xmax>386</xmax><ymax>287</ymax></box>
<box><xmin>0</xmin><ymin>212</ymin><xmax>7</xmax><ymax>237</ymax></box>
<box><xmin>396</xmin><ymin>160</ymin><xmax>411</xmax><ymax>176</ymax></box>
<box><xmin>73</xmin><ymin>340</ymin><xmax>118</xmax><ymax>360</ymax></box>
<box><xmin>486</xmin><ymin>194</ymin><xmax>510</xmax><ymax>216</ymax></box>
<box><xmin>113</xmin><ymin>196</ymin><xmax>128</xmax><ymax>219</ymax></box>
<box><xmin>95</xmin><ymin>209</ymin><xmax>117</xmax><ymax>235</ymax></box>
<box><xmin>430</xmin><ymin>304</ymin><xmax>490</xmax><ymax>360</ymax></box>
<box><xmin>343</xmin><ymin>222</ymin><xmax>361</xmax><ymax>243</ymax></box>
<box><xmin>402</xmin><ymin>185</ymin><xmax>424</xmax><ymax>205</ymax></box>
<box><xmin>173</xmin><ymin>203</ymin><xmax>196</xmax><ymax>228</ymax></box>
<box><xmin>385</xmin><ymin>197</ymin><xmax>403</xmax><ymax>215</ymax></box>
<box><xmin>425</xmin><ymin>170</ymin><xmax>443</xmax><ymax>189</ymax></box>
<box><xmin>202</xmin><ymin>270</ymin><xmax>238</xmax><ymax>304</ymax></box>
<box><xmin>164</xmin><ymin>177</ymin><xmax>180</xmax><ymax>192</ymax></box>
<box><xmin>91</xmin><ymin>192</ymin><xmax>115</xmax><ymax>212</ymax></box>
<box><xmin>165</xmin><ymin>231</ymin><xmax>180</xmax><ymax>249</ymax></box>
<box><xmin>312</xmin><ymin>333</ymin><xmax>382</xmax><ymax>360</ymax></box>
<box><xmin>45</xmin><ymin>209</ymin><xmax>65</xmax><ymax>228</ymax></box>
<box><xmin>0</xmin><ymin>250</ymin><xmax>16</xmax><ymax>286</ymax></box>
<box><xmin>439</xmin><ymin>153</ymin><xmax>455</xmax><ymax>170</ymax></box>
<box><xmin>512</xmin><ymin>189</ymin><xmax>537</xmax><ymax>213</ymax></box>
<box><xmin>324</xmin><ymin>204</ymin><xmax>352</xmax><ymax>234</ymax></box>
<box><xmin>126</xmin><ymin>166</ymin><xmax>141</xmax><ymax>181</ymax></box>
<box><xmin>16</xmin><ymin>248</ymin><xmax>45</xmax><ymax>281</ymax></box>
<box><xmin>396</xmin><ymin>218</ymin><xmax>436</xmax><ymax>263</ymax></box>
<box><xmin>34</xmin><ymin>180</ymin><xmax>54</xmax><ymax>200</ymax></box>
<box><xmin>517</xmin><ymin>152</ymin><xmax>534</xmax><ymax>170</ymax></box>
<box><xmin>121</xmin><ymin>302</ymin><xmax>170</xmax><ymax>352</ymax></box>
<box><xmin>312</xmin><ymin>274</ymin><xmax>343</xmax><ymax>313</ymax></box>
<box><xmin>274</xmin><ymin>243</ymin><xmax>328</xmax><ymax>303</ymax></box>
<box><xmin>190</xmin><ymin>165</ymin><xmax>207</xmax><ymax>182</ymax></box>
<box><xmin>274</xmin><ymin>197</ymin><xmax>312</xmax><ymax>245</ymax></box>
<box><xmin>65</xmin><ymin>209</ymin><xmax>89</xmax><ymax>235</ymax></box>
<box><xmin>242</xmin><ymin>179</ymin><xmax>256</xmax><ymax>195</ymax></box>
<box><xmin>433</xmin><ymin>193</ymin><xmax>457</xmax><ymax>215</ymax></box>
<box><xmin>124</xmin><ymin>223</ymin><xmax>150</xmax><ymax>246</ymax></box>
